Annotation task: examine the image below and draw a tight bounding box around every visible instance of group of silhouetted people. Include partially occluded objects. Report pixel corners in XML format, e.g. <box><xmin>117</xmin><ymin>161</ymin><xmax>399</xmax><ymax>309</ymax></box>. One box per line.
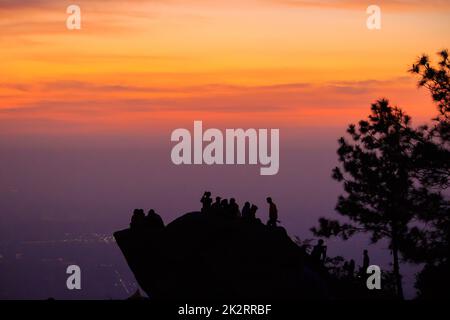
<box><xmin>241</xmin><ymin>202</ymin><xmax>258</xmax><ymax>221</ymax></box>
<box><xmin>343</xmin><ymin>259</ymin><xmax>356</xmax><ymax>279</ymax></box>
<box><xmin>201</xmin><ymin>192</ymin><xmax>241</xmax><ymax>218</ymax></box>
<box><xmin>344</xmin><ymin>249</ymin><xmax>371</xmax><ymax>280</ymax></box>
<box><xmin>130</xmin><ymin>208</ymin><xmax>164</xmax><ymax>230</ymax></box>
<box><xmin>339</xmin><ymin>249</ymin><xmax>372</xmax><ymax>282</ymax></box>
<box><xmin>309</xmin><ymin>239</ymin><xmax>371</xmax><ymax>282</ymax></box>
<box><xmin>201</xmin><ymin>191</ymin><xmax>279</xmax><ymax>227</ymax></box>
<box><xmin>128</xmin><ymin>192</ymin><xmax>280</xmax><ymax>232</ymax></box>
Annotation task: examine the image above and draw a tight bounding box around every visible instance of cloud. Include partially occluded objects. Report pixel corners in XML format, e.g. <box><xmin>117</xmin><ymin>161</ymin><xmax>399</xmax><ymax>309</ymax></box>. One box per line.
<box><xmin>0</xmin><ymin>76</ymin><xmax>435</xmax><ymax>138</ymax></box>
<box><xmin>0</xmin><ymin>77</ymin><xmax>417</xmax><ymax>117</ymax></box>
<box><xmin>0</xmin><ymin>0</ymin><xmax>144</xmax><ymax>10</ymax></box>
<box><xmin>0</xmin><ymin>0</ymin><xmax>53</xmax><ymax>9</ymax></box>
<box><xmin>0</xmin><ymin>0</ymin><xmax>160</xmax><ymax>37</ymax></box>
<box><xmin>3</xmin><ymin>0</ymin><xmax>450</xmax><ymax>13</ymax></box>
<box><xmin>267</xmin><ymin>0</ymin><xmax>450</xmax><ymax>11</ymax></box>
<box><xmin>0</xmin><ymin>83</ymin><xmax>32</xmax><ymax>92</ymax></box>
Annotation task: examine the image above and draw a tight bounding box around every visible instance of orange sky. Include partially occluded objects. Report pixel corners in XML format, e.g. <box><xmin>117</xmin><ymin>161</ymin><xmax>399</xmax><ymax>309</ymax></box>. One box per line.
<box><xmin>1</xmin><ymin>0</ymin><xmax>449</xmax><ymax>135</ymax></box>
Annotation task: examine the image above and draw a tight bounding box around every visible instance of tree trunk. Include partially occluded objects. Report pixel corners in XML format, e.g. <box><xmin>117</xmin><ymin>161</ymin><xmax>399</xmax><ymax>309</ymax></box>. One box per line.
<box><xmin>391</xmin><ymin>232</ymin><xmax>404</xmax><ymax>300</ymax></box>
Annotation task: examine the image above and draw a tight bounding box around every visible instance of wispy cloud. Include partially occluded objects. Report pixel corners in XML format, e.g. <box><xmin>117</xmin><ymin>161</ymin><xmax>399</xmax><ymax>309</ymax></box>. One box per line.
<box><xmin>0</xmin><ymin>0</ymin><xmax>160</xmax><ymax>37</ymax></box>
<box><xmin>0</xmin><ymin>77</ymin><xmax>422</xmax><ymax>115</ymax></box>
<box><xmin>267</xmin><ymin>0</ymin><xmax>450</xmax><ymax>11</ymax></box>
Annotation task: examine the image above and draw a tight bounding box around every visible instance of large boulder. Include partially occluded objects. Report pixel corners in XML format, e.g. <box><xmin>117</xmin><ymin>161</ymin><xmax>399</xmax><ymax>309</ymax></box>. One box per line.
<box><xmin>114</xmin><ymin>212</ymin><xmax>330</xmax><ymax>300</ymax></box>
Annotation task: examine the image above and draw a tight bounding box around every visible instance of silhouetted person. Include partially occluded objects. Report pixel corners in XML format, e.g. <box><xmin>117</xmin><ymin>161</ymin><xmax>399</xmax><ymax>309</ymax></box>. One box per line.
<box><xmin>211</xmin><ymin>196</ymin><xmax>221</xmax><ymax>215</ymax></box>
<box><xmin>145</xmin><ymin>209</ymin><xmax>164</xmax><ymax>230</ymax></box>
<box><xmin>130</xmin><ymin>208</ymin><xmax>145</xmax><ymax>230</ymax></box>
<box><xmin>242</xmin><ymin>202</ymin><xmax>251</xmax><ymax>220</ymax></box>
<box><xmin>311</xmin><ymin>239</ymin><xmax>327</xmax><ymax>265</ymax></box>
<box><xmin>266</xmin><ymin>197</ymin><xmax>278</xmax><ymax>227</ymax></box>
<box><xmin>220</xmin><ymin>199</ymin><xmax>229</xmax><ymax>217</ymax></box>
<box><xmin>250</xmin><ymin>204</ymin><xmax>258</xmax><ymax>220</ymax></box>
<box><xmin>348</xmin><ymin>259</ymin><xmax>355</xmax><ymax>279</ymax></box>
<box><xmin>361</xmin><ymin>249</ymin><xmax>370</xmax><ymax>275</ymax></box>
<box><xmin>229</xmin><ymin>198</ymin><xmax>240</xmax><ymax>218</ymax></box>
<box><xmin>201</xmin><ymin>191</ymin><xmax>212</xmax><ymax>213</ymax></box>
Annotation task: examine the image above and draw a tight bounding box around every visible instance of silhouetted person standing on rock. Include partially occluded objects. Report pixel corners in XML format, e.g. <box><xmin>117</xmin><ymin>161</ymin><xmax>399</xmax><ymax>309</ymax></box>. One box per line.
<box><xmin>266</xmin><ymin>197</ymin><xmax>278</xmax><ymax>227</ymax></box>
<box><xmin>145</xmin><ymin>209</ymin><xmax>164</xmax><ymax>230</ymax></box>
<box><xmin>250</xmin><ymin>204</ymin><xmax>258</xmax><ymax>220</ymax></box>
<box><xmin>220</xmin><ymin>199</ymin><xmax>229</xmax><ymax>217</ymax></box>
<box><xmin>201</xmin><ymin>191</ymin><xmax>212</xmax><ymax>213</ymax></box>
<box><xmin>212</xmin><ymin>196</ymin><xmax>221</xmax><ymax>215</ymax></box>
<box><xmin>311</xmin><ymin>239</ymin><xmax>327</xmax><ymax>265</ymax></box>
<box><xmin>361</xmin><ymin>249</ymin><xmax>370</xmax><ymax>275</ymax></box>
<box><xmin>242</xmin><ymin>202</ymin><xmax>251</xmax><ymax>220</ymax></box>
<box><xmin>348</xmin><ymin>259</ymin><xmax>355</xmax><ymax>279</ymax></box>
<box><xmin>229</xmin><ymin>198</ymin><xmax>240</xmax><ymax>218</ymax></box>
<box><xmin>130</xmin><ymin>209</ymin><xmax>145</xmax><ymax>230</ymax></box>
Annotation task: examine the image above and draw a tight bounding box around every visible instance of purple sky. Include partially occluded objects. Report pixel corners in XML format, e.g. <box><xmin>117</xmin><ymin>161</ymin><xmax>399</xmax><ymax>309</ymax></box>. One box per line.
<box><xmin>0</xmin><ymin>128</ymin><xmax>421</xmax><ymax>299</ymax></box>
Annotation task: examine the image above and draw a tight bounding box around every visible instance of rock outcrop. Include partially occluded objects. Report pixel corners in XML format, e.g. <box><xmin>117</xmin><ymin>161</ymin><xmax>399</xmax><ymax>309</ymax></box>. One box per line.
<box><xmin>114</xmin><ymin>212</ymin><xmax>330</xmax><ymax>300</ymax></box>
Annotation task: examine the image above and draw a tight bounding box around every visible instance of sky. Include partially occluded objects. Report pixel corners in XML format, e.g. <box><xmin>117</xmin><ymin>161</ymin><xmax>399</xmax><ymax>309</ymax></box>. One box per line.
<box><xmin>1</xmin><ymin>0</ymin><xmax>450</xmax><ymax>135</ymax></box>
<box><xmin>0</xmin><ymin>0</ymin><xmax>449</xmax><ymax>299</ymax></box>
